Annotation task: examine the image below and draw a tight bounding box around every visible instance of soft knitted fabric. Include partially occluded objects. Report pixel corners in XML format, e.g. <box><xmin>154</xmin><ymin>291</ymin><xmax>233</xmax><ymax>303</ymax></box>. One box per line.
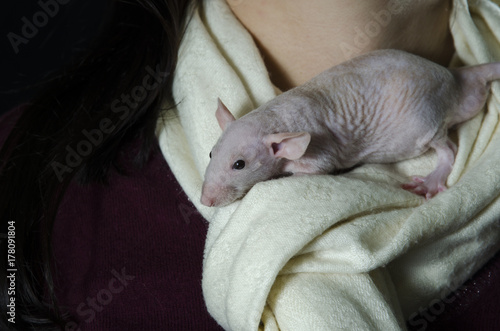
<box><xmin>157</xmin><ymin>0</ymin><xmax>500</xmax><ymax>329</ymax></box>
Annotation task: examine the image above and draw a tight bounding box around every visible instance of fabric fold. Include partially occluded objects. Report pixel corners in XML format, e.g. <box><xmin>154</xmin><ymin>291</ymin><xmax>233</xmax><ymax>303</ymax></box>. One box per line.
<box><xmin>157</xmin><ymin>0</ymin><xmax>500</xmax><ymax>329</ymax></box>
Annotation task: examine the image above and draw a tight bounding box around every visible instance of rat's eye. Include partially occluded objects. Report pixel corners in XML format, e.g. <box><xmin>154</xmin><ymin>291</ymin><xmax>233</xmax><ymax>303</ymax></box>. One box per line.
<box><xmin>232</xmin><ymin>160</ymin><xmax>245</xmax><ymax>170</ymax></box>
<box><xmin>209</xmin><ymin>151</ymin><xmax>212</xmax><ymax>158</ymax></box>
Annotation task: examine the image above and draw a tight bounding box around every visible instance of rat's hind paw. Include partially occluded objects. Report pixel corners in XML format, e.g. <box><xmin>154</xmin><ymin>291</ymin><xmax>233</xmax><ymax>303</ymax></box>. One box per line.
<box><xmin>402</xmin><ymin>176</ymin><xmax>447</xmax><ymax>200</ymax></box>
<box><xmin>402</xmin><ymin>136</ymin><xmax>454</xmax><ymax>200</ymax></box>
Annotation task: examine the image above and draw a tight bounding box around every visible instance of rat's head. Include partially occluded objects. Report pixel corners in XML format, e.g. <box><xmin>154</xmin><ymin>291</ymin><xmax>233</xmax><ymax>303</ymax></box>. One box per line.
<box><xmin>201</xmin><ymin>99</ymin><xmax>311</xmax><ymax>207</ymax></box>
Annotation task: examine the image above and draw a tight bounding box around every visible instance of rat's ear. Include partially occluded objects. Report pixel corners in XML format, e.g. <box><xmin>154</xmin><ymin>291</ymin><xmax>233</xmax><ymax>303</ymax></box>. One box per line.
<box><xmin>263</xmin><ymin>132</ymin><xmax>311</xmax><ymax>160</ymax></box>
<box><xmin>216</xmin><ymin>98</ymin><xmax>235</xmax><ymax>131</ymax></box>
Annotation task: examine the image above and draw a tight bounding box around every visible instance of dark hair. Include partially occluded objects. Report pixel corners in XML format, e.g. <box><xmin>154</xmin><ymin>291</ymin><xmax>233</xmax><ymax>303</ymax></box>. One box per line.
<box><xmin>0</xmin><ymin>0</ymin><xmax>200</xmax><ymax>329</ymax></box>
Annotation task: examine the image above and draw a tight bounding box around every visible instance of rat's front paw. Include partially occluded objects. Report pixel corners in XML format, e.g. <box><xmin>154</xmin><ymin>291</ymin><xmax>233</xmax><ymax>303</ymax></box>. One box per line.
<box><xmin>401</xmin><ymin>176</ymin><xmax>447</xmax><ymax>200</ymax></box>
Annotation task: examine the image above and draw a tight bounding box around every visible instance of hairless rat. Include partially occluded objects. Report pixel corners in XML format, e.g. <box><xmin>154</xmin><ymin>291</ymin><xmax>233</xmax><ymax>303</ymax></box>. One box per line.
<box><xmin>201</xmin><ymin>49</ymin><xmax>500</xmax><ymax>207</ymax></box>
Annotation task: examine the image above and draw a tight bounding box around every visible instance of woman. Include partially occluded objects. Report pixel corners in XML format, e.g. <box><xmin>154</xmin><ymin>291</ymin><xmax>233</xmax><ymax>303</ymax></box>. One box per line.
<box><xmin>1</xmin><ymin>0</ymin><xmax>499</xmax><ymax>330</ymax></box>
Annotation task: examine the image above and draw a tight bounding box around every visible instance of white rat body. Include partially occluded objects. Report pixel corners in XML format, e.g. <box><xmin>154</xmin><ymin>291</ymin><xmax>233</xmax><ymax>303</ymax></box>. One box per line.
<box><xmin>201</xmin><ymin>49</ymin><xmax>500</xmax><ymax>207</ymax></box>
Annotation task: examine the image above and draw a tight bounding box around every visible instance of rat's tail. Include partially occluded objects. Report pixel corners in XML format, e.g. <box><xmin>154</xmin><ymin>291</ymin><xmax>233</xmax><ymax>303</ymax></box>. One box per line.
<box><xmin>459</xmin><ymin>62</ymin><xmax>500</xmax><ymax>82</ymax></box>
<box><xmin>449</xmin><ymin>62</ymin><xmax>500</xmax><ymax>127</ymax></box>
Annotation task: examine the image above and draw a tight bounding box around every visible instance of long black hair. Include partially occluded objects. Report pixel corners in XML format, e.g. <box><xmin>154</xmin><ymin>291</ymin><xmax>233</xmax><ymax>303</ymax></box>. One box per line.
<box><xmin>0</xmin><ymin>0</ymin><xmax>200</xmax><ymax>329</ymax></box>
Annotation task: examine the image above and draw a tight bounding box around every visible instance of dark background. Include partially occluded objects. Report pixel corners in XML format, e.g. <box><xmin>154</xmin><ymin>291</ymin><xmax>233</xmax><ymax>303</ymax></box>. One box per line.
<box><xmin>0</xmin><ymin>0</ymin><xmax>108</xmax><ymax>116</ymax></box>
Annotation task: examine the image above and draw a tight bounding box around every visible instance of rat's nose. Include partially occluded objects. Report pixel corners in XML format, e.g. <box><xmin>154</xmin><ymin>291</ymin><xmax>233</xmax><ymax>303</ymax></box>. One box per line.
<box><xmin>200</xmin><ymin>194</ymin><xmax>215</xmax><ymax>207</ymax></box>
<box><xmin>201</xmin><ymin>183</ymin><xmax>221</xmax><ymax>207</ymax></box>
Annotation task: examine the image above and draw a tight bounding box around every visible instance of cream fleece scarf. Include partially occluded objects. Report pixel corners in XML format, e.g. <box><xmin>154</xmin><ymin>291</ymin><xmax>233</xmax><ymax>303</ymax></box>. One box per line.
<box><xmin>157</xmin><ymin>0</ymin><xmax>500</xmax><ymax>329</ymax></box>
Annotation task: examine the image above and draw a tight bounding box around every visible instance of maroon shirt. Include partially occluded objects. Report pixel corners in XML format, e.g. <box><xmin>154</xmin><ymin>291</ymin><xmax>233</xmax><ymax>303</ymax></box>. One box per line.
<box><xmin>51</xmin><ymin>140</ymin><xmax>225</xmax><ymax>330</ymax></box>
<box><xmin>1</xmin><ymin>107</ymin><xmax>499</xmax><ymax>330</ymax></box>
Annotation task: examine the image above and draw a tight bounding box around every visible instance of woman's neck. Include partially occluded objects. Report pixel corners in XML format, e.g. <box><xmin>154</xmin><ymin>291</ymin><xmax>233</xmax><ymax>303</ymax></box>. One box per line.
<box><xmin>227</xmin><ymin>0</ymin><xmax>454</xmax><ymax>91</ymax></box>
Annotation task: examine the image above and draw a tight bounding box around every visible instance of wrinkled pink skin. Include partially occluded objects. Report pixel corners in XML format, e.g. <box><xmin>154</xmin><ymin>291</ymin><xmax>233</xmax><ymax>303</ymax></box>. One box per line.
<box><xmin>201</xmin><ymin>49</ymin><xmax>500</xmax><ymax>207</ymax></box>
